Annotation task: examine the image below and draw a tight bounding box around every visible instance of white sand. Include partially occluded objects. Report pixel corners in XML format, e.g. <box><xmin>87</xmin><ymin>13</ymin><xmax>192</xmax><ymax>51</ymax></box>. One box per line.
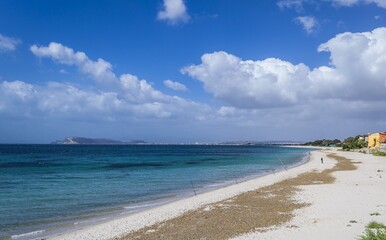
<box><xmin>233</xmin><ymin>150</ymin><xmax>386</xmax><ymax>240</ymax></box>
<box><xmin>48</xmin><ymin>149</ymin><xmax>386</xmax><ymax>240</ymax></box>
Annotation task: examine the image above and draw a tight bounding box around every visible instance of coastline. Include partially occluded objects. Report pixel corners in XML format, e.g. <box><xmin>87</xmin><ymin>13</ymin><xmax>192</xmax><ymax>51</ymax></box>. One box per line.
<box><xmin>46</xmin><ymin>148</ymin><xmax>318</xmax><ymax>240</ymax></box>
<box><xmin>234</xmin><ymin>149</ymin><xmax>386</xmax><ymax>239</ymax></box>
<box><xmin>46</xmin><ymin>148</ymin><xmax>386</xmax><ymax>240</ymax></box>
<box><xmin>5</xmin><ymin>145</ymin><xmax>311</xmax><ymax>240</ymax></box>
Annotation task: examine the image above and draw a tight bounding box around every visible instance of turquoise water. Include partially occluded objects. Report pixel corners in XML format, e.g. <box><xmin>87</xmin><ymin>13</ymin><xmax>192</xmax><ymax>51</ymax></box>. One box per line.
<box><xmin>0</xmin><ymin>144</ymin><xmax>311</xmax><ymax>239</ymax></box>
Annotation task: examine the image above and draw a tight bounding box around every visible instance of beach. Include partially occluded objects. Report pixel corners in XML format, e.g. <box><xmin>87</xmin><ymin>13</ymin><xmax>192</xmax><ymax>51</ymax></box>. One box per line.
<box><xmin>47</xmin><ymin>148</ymin><xmax>386</xmax><ymax>240</ymax></box>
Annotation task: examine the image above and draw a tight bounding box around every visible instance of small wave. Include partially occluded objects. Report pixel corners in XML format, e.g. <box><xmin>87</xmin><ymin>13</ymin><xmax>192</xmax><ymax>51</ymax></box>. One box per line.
<box><xmin>205</xmin><ymin>183</ymin><xmax>226</xmax><ymax>187</ymax></box>
<box><xmin>123</xmin><ymin>200</ymin><xmax>171</xmax><ymax>210</ymax></box>
<box><xmin>74</xmin><ymin>217</ymin><xmax>109</xmax><ymax>225</ymax></box>
<box><xmin>11</xmin><ymin>229</ymin><xmax>45</xmax><ymax>239</ymax></box>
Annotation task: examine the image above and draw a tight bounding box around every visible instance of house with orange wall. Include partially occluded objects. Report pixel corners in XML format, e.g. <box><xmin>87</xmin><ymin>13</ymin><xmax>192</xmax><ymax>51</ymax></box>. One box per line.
<box><xmin>368</xmin><ymin>132</ymin><xmax>386</xmax><ymax>150</ymax></box>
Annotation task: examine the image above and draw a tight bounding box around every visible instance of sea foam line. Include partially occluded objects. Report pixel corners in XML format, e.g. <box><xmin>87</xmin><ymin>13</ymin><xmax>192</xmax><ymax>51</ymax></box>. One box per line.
<box><xmin>11</xmin><ymin>229</ymin><xmax>45</xmax><ymax>239</ymax></box>
<box><xmin>74</xmin><ymin>217</ymin><xmax>109</xmax><ymax>225</ymax></box>
<box><xmin>123</xmin><ymin>200</ymin><xmax>172</xmax><ymax>210</ymax></box>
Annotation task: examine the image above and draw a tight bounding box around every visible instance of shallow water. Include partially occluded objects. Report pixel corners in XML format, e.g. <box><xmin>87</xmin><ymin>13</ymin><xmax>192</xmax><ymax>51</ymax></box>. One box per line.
<box><xmin>0</xmin><ymin>144</ymin><xmax>311</xmax><ymax>239</ymax></box>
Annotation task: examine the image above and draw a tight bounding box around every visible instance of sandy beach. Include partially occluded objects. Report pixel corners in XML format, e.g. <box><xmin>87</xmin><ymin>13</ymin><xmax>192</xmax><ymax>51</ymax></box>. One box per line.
<box><xmin>48</xmin><ymin>148</ymin><xmax>386</xmax><ymax>240</ymax></box>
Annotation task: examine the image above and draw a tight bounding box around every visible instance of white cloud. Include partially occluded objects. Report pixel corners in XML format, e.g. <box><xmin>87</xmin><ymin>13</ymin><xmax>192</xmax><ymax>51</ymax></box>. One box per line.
<box><xmin>295</xmin><ymin>16</ymin><xmax>318</xmax><ymax>34</ymax></box>
<box><xmin>183</xmin><ymin>27</ymin><xmax>386</xmax><ymax>110</ymax></box>
<box><xmin>31</xmin><ymin>42</ymin><xmax>116</xmax><ymax>84</ymax></box>
<box><xmin>182</xmin><ymin>51</ymin><xmax>310</xmax><ymax>108</ymax></box>
<box><xmin>157</xmin><ymin>0</ymin><xmax>190</xmax><ymax>25</ymax></box>
<box><xmin>330</xmin><ymin>0</ymin><xmax>386</xmax><ymax>8</ymax></box>
<box><xmin>119</xmin><ymin>74</ymin><xmax>168</xmax><ymax>103</ymax></box>
<box><xmin>277</xmin><ymin>0</ymin><xmax>310</xmax><ymax>10</ymax></box>
<box><xmin>0</xmin><ymin>34</ymin><xmax>20</xmax><ymax>52</ymax></box>
<box><xmin>4</xmin><ymin>28</ymin><xmax>386</xmax><ymax>141</ymax></box>
<box><xmin>0</xmin><ymin>42</ymin><xmax>213</xmax><ymax>124</ymax></box>
<box><xmin>279</xmin><ymin>0</ymin><xmax>386</xmax><ymax>8</ymax></box>
<box><xmin>0</xmin><ymin>79</ymin><xmax>208</xmax><ymax>121</ymax></box>
<box><xmin>29</xmin><ymin>42</ymin><xmax>175</xmax><ymax>104</ymax></box>
<box><xmin>163</xmin><ymin>79</ymin><xmax>187</xmax><ymax>91</ymax></box>
<box><xmin>316</xmin><ymin>27</ymin><xmax>386</xmax><ymax>100</ymax></box>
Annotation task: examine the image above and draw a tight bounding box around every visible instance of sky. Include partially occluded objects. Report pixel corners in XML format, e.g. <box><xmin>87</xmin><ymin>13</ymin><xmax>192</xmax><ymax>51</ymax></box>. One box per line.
<box><xmin>1</xmin><ymin>0</ymin><xmax>386</xmax><ymax>143</ymax></box>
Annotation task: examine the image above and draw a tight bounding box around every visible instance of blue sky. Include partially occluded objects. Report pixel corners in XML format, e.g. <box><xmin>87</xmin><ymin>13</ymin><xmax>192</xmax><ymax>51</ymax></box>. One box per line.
<box><xmin>1</xmin><ymin>0</ymin><xmax>386</xmax><ymax>143</ymax></box>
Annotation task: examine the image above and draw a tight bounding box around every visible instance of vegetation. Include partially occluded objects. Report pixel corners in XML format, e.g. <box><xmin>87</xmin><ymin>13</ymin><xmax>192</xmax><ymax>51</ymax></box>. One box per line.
<box><xmin>367</xmin><ymin>222</ymin><xmax>386</xmax><ymax>228</ymax></box>
<box><xmin>304</xmin><ymin>135</ymin><xmax>367</xmax><ymax>149</ymax></box>
<box><xmin>359</xmin><ymin>221</ymin><xmax>386</xmax><ymax>240</ymax></box>
<box><xmin>373</xmin><ymin>152</ymin><xmax>386</xmax><ymax>157</ymax></box>
<box><xmin>341</xmin><ymin>135</ymin><xmax>367</xmax><ymax>150</ymax></box>
<box><xmin>303</xmin><ymin>139</ymin><xmax>341</xmax><ymax>147</ymax></box>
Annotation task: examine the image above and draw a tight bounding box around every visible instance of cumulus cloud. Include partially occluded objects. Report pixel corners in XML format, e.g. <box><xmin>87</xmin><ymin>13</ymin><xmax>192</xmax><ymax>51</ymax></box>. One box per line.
<box><xmin>182</xmin><ymin>51</ymin><xmax>310</xmax><ymax>108</ymax></box>
<box><xmin>163</xmin><ymin>79</ymin><xmax>187</xmax><ymax>91</ymax></box>
<box><xmin>119</xmin><ymin>74</ymin><xmax>168</xmax><ymax>103</ymax></box>
<box><xmin>0</xmin><ymin>34</ymin><xmax>20</xmax><ymax>52</ymax></box>
<box><xmin>183</xmin><ymin>27</ymin><xmax>386</xmax><ymax>110</ymax></box>
<box><xmin>4</xmin><ymin>28</ymin><xmax>386</xmax><ymax>141</ymax></box>
<box><xmin>31</xmin><ymin>42</ymin><xmax>116</xmax><ymax>83</ymax></box>
<box><xmin>295</xmin><ymin>16</ymin><xmax>318</xmax><ymax>33</ymax></box>
<box><xmin>29</xmin><ymin>42</ymin><xmax>175</xmax><ymax>104</ymax></box>
<box><xmin>157</xmin><ymin>0</ymin><xmax>190</xmax><ymax>25</ymax></box>
<box><xmin>0</xmin><ymin>42</ymin><xmax>213</xmax><ymax>124</ymax></box>
<box><xmin>316</xmin><ymin>27</ymin><xmax>386</xmax><ymax>100</ymax></box>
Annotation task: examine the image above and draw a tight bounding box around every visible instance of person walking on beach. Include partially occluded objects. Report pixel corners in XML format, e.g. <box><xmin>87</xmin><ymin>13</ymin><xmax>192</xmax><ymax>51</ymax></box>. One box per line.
<box><xmin>321</xmin><ymin>157</ymin><xmax>323</xmax><ymax>164</ymax></box>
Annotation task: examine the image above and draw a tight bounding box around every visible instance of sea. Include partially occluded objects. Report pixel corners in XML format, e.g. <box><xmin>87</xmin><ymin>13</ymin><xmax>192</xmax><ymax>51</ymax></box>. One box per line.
<box><xmin>0</xmin><ymin>144</ymin><xmax>312</xmax><ymax>240</ymax></box>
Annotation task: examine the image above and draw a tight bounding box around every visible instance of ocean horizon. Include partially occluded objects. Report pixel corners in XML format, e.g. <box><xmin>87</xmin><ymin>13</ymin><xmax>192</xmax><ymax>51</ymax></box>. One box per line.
<box><xmin>0</xmin><ymin>144</ymin><xmax>312</xmax><ymax>239</ymax></box>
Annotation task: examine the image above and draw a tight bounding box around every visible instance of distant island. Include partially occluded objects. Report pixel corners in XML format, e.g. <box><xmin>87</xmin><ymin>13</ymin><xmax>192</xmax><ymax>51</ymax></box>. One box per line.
<box><xmin>51</xmin><ymin>137</ymin><xmax>147</xmax><ymax>145</ymax></box>
<box><xmin>51</xmin><ymin>137</ymin><xmax>304</xmax><ymax>146</ymax></box>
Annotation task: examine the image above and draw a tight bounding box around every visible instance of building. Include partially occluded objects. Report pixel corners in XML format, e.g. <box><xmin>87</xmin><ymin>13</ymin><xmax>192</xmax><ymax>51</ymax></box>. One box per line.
<box><xmin>368</xmin><ymin>132</ymin><xmax>386</xmax><ymax>150</ymax></box>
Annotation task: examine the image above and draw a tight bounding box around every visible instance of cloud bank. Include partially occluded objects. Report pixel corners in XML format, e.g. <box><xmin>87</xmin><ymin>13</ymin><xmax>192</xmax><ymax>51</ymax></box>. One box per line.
<box><xmin>2</xmin><ymin>28</ymin><xmax>386</xmax><ymax>141</ymax></box>
<box><xmin>0</xmin><ymin>42</ymin><xmax>210</xmax><ymax>124</ymax></box>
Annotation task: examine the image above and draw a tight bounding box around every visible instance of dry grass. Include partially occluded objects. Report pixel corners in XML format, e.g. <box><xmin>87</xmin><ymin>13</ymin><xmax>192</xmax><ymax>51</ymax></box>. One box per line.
<box><xmin>116</xmin><ymin>153</ymin><xmax>358</xmax><ymax>240</ymax></box>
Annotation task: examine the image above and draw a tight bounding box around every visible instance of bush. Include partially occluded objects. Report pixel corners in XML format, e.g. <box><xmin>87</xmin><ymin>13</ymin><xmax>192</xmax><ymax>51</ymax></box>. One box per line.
<box><xmin>367</xmin><ymin>221</ymin><xmax>386</xmax><ymax>228</ymax></box>
<box><xmin>359</xmin><ymin>221</ymin><xmax>386</xmax><ymax>240</ymax></box>
<box><xmin>342</xmin><ymin>135</ymin><xmax>367</xmax><ymax>150</ymax></box>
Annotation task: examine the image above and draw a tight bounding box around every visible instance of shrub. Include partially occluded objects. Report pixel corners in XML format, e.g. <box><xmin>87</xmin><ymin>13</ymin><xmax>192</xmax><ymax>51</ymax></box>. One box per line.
<box><xmin>359</xmin><ymin>221</ymin><xmax>386</xmax><ymax>240</ymax></box>
<box><xmin>367</xmin><ymin>221</ymin><xmax>386</xmax><ymax>228</ymax></box>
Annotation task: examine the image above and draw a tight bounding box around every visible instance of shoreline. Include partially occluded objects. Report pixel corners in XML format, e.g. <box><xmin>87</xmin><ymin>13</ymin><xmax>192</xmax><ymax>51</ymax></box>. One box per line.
<box><xmin>7</xmin><ymin>146</ymin><xmax>312</xmax><ymax>240</ymax></box>
<box><xmin>233</xmin><ymin>150</ymin><xmax>386</xmax><ymax>239</ymax></box>
<box><xmin>45</xmin><ymin>148</ymin><xmax>319</xmax><ymax>240</ymax></box>
<box><xmin>47</xmin><ymin>149</ymin><xmax>386</xmax><ymax>240</ymax></box>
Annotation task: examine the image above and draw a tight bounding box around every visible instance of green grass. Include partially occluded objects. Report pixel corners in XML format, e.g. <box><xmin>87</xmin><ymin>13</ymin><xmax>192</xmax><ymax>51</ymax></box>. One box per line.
<box><xmin>367</xmin><ymin>222</ymin><xmax>386</xmax><ymax>229</ymax></box>
<box><xmin>359</xmin><ymin>221</ymin><xmax>386</xmax><ymax>240</ymax></box>
<box><xmin>373</xmin><ymin>152</ymin><xmax>386</xmax><ymax>156</ymax></box>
